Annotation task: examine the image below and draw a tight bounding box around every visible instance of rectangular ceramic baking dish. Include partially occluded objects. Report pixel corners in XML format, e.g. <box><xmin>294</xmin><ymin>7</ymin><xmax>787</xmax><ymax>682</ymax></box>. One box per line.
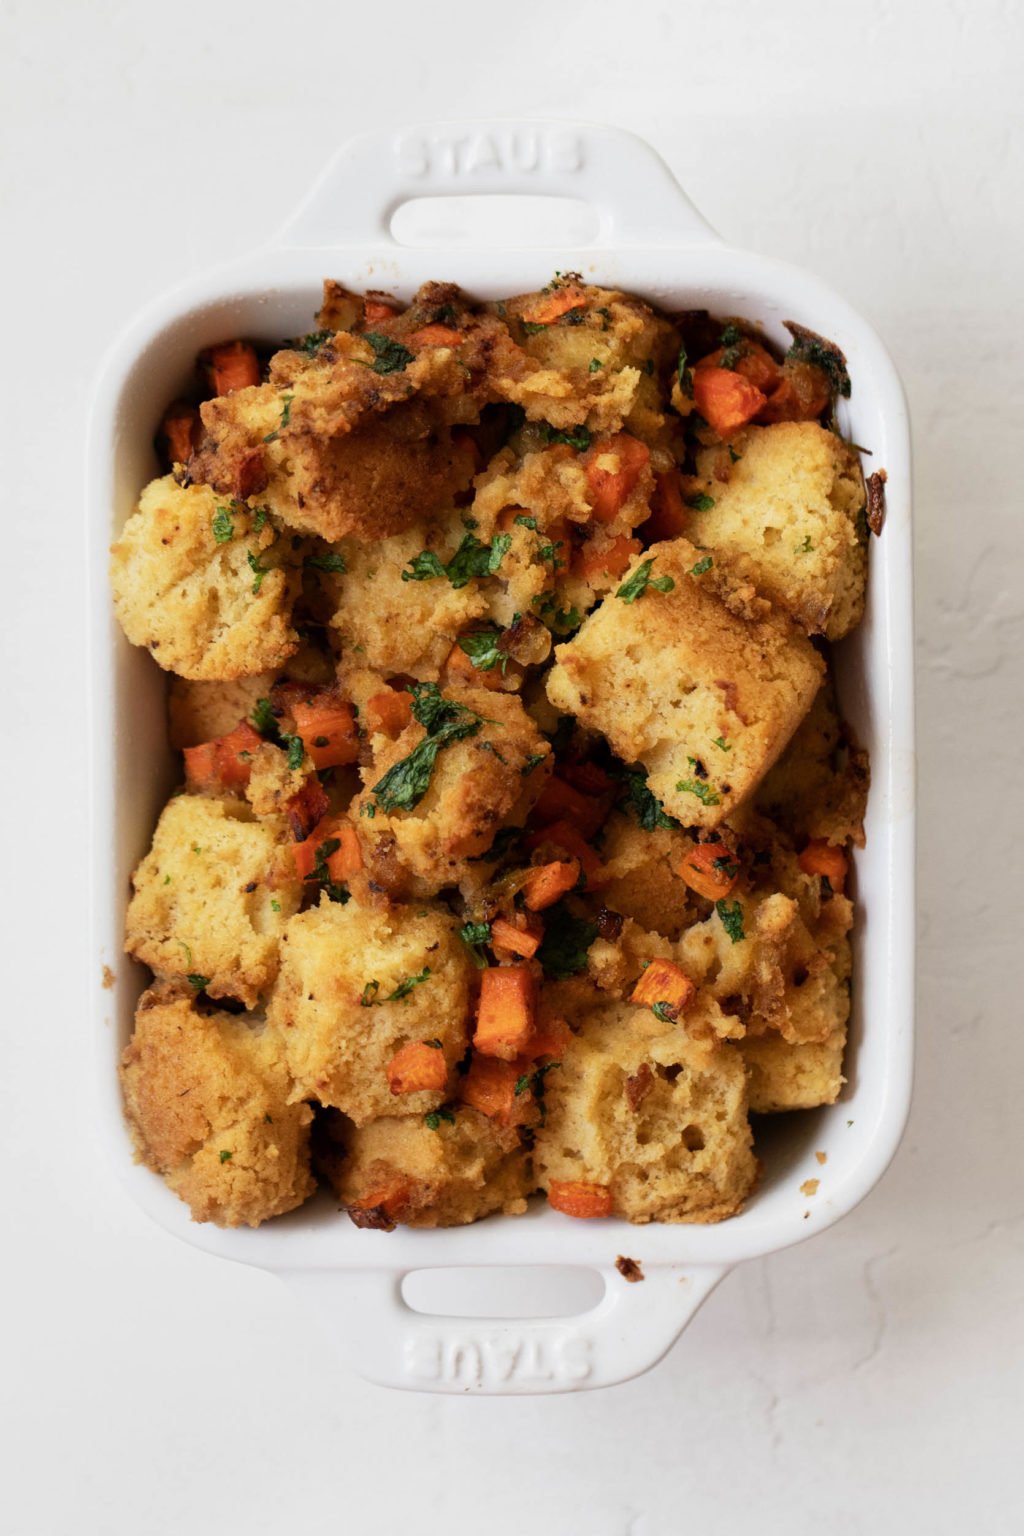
<box><xmin>88</xmin><ymin>119</ymin><xmax>915</xmax><ymax>1395</ymax></box>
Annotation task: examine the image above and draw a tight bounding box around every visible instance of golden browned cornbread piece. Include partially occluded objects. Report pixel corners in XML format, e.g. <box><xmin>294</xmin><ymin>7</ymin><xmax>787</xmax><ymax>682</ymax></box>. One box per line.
<box><xmin>110</xmin><ymin>476</ymin><xmax>302</xmax><ymax>680</ymax></box>
<box><xmin>494</xmin><ymin>282</ymin><xmax>678</xmax><ymax>442</ymax></box>
<box><xmin>691</xmin><ymin>423</ymin><xmax>867</xmax><ymax>639</ymax></box>
<box><xmin>330</xmin><ymin>515</ymin><xmax>490</xmax><ymax>678</ymax></box>
<box><xmin>742</xmin><ymin>1028</ymin><xmax>847</xmax><ymax>1113</ymax></box>
<box><xmin>125</xmin><ymin>794</ymin><xmax>301</xmax><ymax>1007</ymax></box>
<box><xmin>756</xmin><ymin>677</ymin><xmax>869</xmax><ymax>847</ymax></box>
<box><xmin>120</xmin><ymin>987</ymin><xmax>315</xmax><ymax>1227</ymax></box>
<box><xmin>545</xmin><ymin>538</ymin><xmax>823</xmax><ymax>828</ymax></box>
<box><xmin>534</xmin><ymin>992</ymin><xmax>757</xmax><ymax>1223</ymax></box>
<box><xmin>353</xmin><ymin>688</ymin><xmax>551</xmax><ymax>899</ymax></box>
<box><xmin>315</xmin><ymin>1108</ymin><xmax>532</xmax><ymax>1227</ymax></box>
<box><xmin>267</xmin><ymin>898</ymin><xmax>473</xmax><ymax>1123</ymax></box>
<box><xmin>167</xmin><ymin>673</ymin><xmax>278</xmax><ymax>749</ymax></box>
<box><xmin>598</xmin><ymin>812</ymin><xmax>699</xmax><ymax>940</ymax></box>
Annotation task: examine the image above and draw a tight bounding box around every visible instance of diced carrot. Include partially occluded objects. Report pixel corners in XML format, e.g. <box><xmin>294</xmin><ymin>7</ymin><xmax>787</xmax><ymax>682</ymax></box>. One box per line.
<box><xmin>526</xmin><ymin>1018</ymin><xmax>571</xmax><ymax>1060</ymax></box>
<box><xmin>530</xmin><ymin>776</ymin><xmax>606</xmax><ymax>840</ymax></box>
<box><xmin>521</xmin><ymin>858</ymin><xmax>581</xmax><ymax>912</ymax></box>
<box><xmin>329</xmin><ymin>822</ymin><xmax>363</xmax><ymax>880</ymax></box>
<box><xmin>798</xmin><ymin>839</ymin><xmax>849</xmax><ymax>893</ymax></box>
<box><xmin>698</xmin><ymin>340</ymin><xmax>780</xmax><ymax>395</ymax></box>
<box><xmin>160</xmin><ymin>402</ymin><xmax>199</xmax><ymax>467</ymax></box>
<box><xmin>386</xmin><ymin>1040</ymin><xmax>449</xmax><ymax>1096</ymax></box>
<box><xmin>490</xmin><ymin>916</ymin><xmax>542</xmax><ymax>961</ymax></box>
<box><xmin>676</xmin><ymin>841</ymin><xmax>740</xmax><ymax>902</ymax></box>
<box><xmin>459</xmin><ymin>1054</ymin><xmax>535</xmax><ymax>1127</ymax></box>
<box><xmin>525</xmin><ymin>820</ymin><xmax>605</xmax><ymax>888</ymax></box>
<box><xmin>574</xmin><ymin>534</ymin><xmax>642</xmax><ymax>582</ymax></box>
<box><xmin>692</xmin><ymin>367</ymin><xmax>767</xmax><ymax>437</ymax></box>
<box><xmin>366</xmin><ymin>689</ymin><xmax>413</xmax><ymax>739</ymax></box>
<box><xmin>644</xmin><ymin>471</ymin><xmax>688</xmax><ymax>542</ymax></box>
<box><xmin>291</xmin><ymin>817</ymin><xmax>362</xmax><ymax>882</ymax></box>
<box><xmin>350</xmin><ymin>1178</ymin><xmax>410</xmax><ymax>1225</ymax></box>
<box><xmin>582</xmin><ymin>434</ymin><xmax>651</xmax><ymax>523</ymax></box>
<box><xmin>560</xmin><ymin>760</ymin><xmax>615</xmax><ymax>797</ymax></box>
<box><xmin>201</xmin><ymin>340</ymin><xmax>261</xmax><ymax>397</ymax></box>
<box><xmin>443</xmin><ymin>641</ymin><xmax>505</xmax><ymax>691</ymax></box>
<box><xmin>547</xmin><ymin>1180</ymin><xmax>613</xmax><ymax>1219</ymax></box>
<box><xmin>474</xmin><ymin>966</ymin><xmax>536</xmax><ymax>1060</ymax></box>
<box><xmin>363</xmin><ymin>297</ymin><xmax>400</xmax><ymax>325</ymax></box>
<box><xmin>521</xmin><ymin>284</ymin><xmax>588</xmax><ymax>326</ymax></box>
<box><xmin>409</xmin><ymin>324</ymin><xmax>463</xmax><ymax>348</ymax></box>
<box><xmin>290</xmin><ymin>694</ymin><xmax>360</xmax><ymax>770</ymax></box>
<box><xmin>183</xmin><ymin>720</ymin><xmax>263</xmax><ymax>792</ymax></box>
<box><xmin>284</xmin><ymin>777</ymin><xmax>330</xmax><ymax>842</ymax></box>
<box><xmin>630</xmin><ymin>958</ymin><xmax>696</xmax><ymax>1018</ymax></box>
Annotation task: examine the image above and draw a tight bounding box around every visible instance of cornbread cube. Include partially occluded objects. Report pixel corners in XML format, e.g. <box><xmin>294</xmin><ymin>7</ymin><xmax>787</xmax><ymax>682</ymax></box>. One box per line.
<box><xmin>119</xmin><ymin>987</ymin><xmax>315</xmax><ymax>1227</ymax></box>
<box><xmin>330</xmin><ymin>515</ymin><xmax>490</xmax><ymax>679</ymax></box>
<box><xmin>352</xmin><ymin>688</ymin><xmax>551</xmax><ymax>899</ymax></box>
<box><xmin>691</xmin><ymin>423</ymin><xmax>867</xmax><ymax>639</ymax></box>
<box><xmin>110</xmin><ymin>476</ymin><xmax>302</xmax><ymax>679</ymax></box>
<box><xmin>533</xmin><ymin>992</ymin><xmax>757</xmax><ymax>1223</ymax></box>
<box><xmin>742</xmin><ymin>1027</ymin><xmax>847</xmax><ymax>1113</ymax></box>
<box><xmin>125</xmin><ymin>794</ymin><xmax>301</xmax><ymax>1007</ymax></box>
<box><xmin>545</xmin><ymin>538</ymin><xmax>823</xmax><ymax>828</ymax></box>
<box><xmin>267</xmin><ymin>898</ymin><xmax>473</xmax><ymax>1123</ymax></box>
<box><xmin>756</xmin><ymin>677</ymin><xmax>870</xmax><ymax>847</ymax></box>
<box><xmin>168</xmin><ymin>674</ymin><xmax>278</xmax><ymax>750</ymax></box>
<box><xmin>597</xmin><ymin>812</ymin><xmax>699</xmax><ymax>940</ymax></box>
<box><xmin>314</xmin><ymin>1107</ymin><xmax>532</xmax><ymax>1228</ymax></box>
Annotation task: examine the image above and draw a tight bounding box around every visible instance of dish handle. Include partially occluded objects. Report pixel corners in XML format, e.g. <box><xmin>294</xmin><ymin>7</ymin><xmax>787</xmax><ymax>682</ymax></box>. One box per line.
<box><xmin>282</xmin><ymin>1262</ymin><xmax>728</xmax><ymax>1395</ymax></box>
<box><xmin>276</xmin><ymin>119</ymin><xmax>719</xmax><ymax>250</ymax></box>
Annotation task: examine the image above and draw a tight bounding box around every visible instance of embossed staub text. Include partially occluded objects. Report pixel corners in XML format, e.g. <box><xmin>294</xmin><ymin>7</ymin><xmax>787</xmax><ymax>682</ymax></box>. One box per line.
<box><xmin>403</xmin><ymin>1328</ymin><xmax>592</xmax><ymax>1388</ymax></box>
<box><xmin>394</xmin><ymin>129</ymin><xmax>584</xmax><ymax>180</ymax></box>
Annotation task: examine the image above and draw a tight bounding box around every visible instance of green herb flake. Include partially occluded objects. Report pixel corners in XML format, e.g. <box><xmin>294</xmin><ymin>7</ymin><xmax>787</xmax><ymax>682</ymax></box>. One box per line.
<box><xmin>459</xmin><ymin>920</ymin><xmax>492</xmax><ymax>969</ymax></box>
<box><xmin>537</xmin><ymin>903</ymin><xmax>599</xmax><ymax>981</ymax></box>
<box><xmin>689</xmin><ymin>555</ymin><xmax>713</xmax><ymax>577</ymax></box>
<box><xmin>728</xmin><ymin>445</ymin><xmax>742</xmax><ymax>463</ymax></box>
<box><xmin>588</xmin><ymin>358</ymin><xmax>602</xmax><ymax>373</ymax></box>
<box><xmin>247</xmin><ymin>550</ymin><xmax>269</xmax><ymax>594</ymax></box>
<box><xmin>262</xmin><ymin>393</ymin><xmax>294</xmax><ymax>443</ymax></box>
<box><xmin>521</xmin><ymin>752</ymin><xmax>547</xmax><ymax>777</ymax></box>
<box><xmin>212</xmin><ymin>505</ymin><xmax>235</xmax><ymax>543</ymax></box>
<box><xmin>797</xmin><ymin>536</ymin><xmax>814</xmax><ymax>554</ymax></box>
<box><xmin>713</xmin><ymin>736</ymin><xmax>732</xmax><ymax>752</ymax></box>
<box><xmin>187</xmin><ymin>974</ymin><xmax>210</xmax><ymax>991</ymax></box>
<box><xmin>363</xmin><ymin>331</ymin><xmax>414</xmax><ymax>375</ymax></box>
<box><xmin>541</xmin><ymin>423</ymin><xmax>592</xmax><ymax>451</ymax></box>
<box><xmin>715</xmin><ymin>898</ymin><xmax>746</xmax><ymax>944</ymax></box>
<box><xmin>616</xmin><ymin>559</ymin><xmax>675</xmax><ymax>604</ymax></box>
<box><xmin>284</xmin><ymin>734</ymin><xmax>306</xmax><ymax>771</ymax></box>
<box><xmin>685</xmin><ymin>493</ymin><xmax>715</xmax><ymax>513</ymax></box>
<box><xmin>219</xmin><ymin>1149</ymin><xmax>233</xmax><ymax>1163</ymax></box>
<box><xmin>514</xmin><ymin>513</ymin><xmax>538</xmax><ymax>530</ymax></box>
<box><xmin>305</xmin><ymin>551</ymin><xmax>347</xmax><ymax>573</ymax></box>
<box><xmin>620</xmin><ymin>771</ymin><xmax>681</xmax><ymax>831</ymax></box>
<box><xmin>651</xmin><ymin>1001</ymin><xmax>677</xmax><ymax>1022</ymax></box>
<box><xmin>251</xmin><ymin>697</ymin><xmax>277</xmax><ymax>735</ymax></box>
<box><xmin>402</xmin><ymin>532</ymin><xmax>510</xmax><ymax>590</ymax></box>
<box><xmin>676</xmin><ymin>344</ymin><xmax>694</xmax><ymax>399</ymax></box>
<box><xmin>457</xmin><ymin>630</ymin><xmax>507</xmax><ymax>674</ymax></box>
<box><xmin>424</xmin><ymin>1107</ymin><xmax>456</xmax><ymax>1131</ymax></box>
<box><xmin>293</xmin><ymin>330</ymin><xmax>332</xmax><ymax>356</ymax></box>
<box><xmin>675</xmin><ymin>777</ymin><xmax>722</xmax><ymax>807</ymax></box>
<box><xmin>370</xmin><ymin>689</ymin><xmax>492</xmax><ymax>815</ymax></box>
<box><xmin>271</xmin><ymin>899</ymin><xmax>282</xmax><ymax>913</ymax></box>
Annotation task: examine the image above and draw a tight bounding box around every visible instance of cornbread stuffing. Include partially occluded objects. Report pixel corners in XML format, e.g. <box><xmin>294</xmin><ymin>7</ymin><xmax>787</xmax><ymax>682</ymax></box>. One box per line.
<box><xmin>113</xmin><ymin>277</ymin><xmax>875</xmax><ymax>1228</ymax></box>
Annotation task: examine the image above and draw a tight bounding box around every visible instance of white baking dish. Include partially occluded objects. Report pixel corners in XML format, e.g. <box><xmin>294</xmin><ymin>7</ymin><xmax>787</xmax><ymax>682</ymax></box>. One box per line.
<box><xmin>88</xmin><ymin>120</ymin><xmax>915</xmax><ymax>1395</ymax></box>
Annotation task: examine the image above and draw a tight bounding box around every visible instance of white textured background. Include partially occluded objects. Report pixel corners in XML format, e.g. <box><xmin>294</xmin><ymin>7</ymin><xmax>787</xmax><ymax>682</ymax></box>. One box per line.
<box><xmin>3</xmin><ymin>0</ymin><xmax>1022</xmax><ymax>1530</ymax></box>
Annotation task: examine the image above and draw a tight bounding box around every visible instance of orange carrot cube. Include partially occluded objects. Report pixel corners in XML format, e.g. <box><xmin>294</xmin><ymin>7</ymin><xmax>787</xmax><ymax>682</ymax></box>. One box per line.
<box><xmin>409</xmin><ymin>324</ymin><xmax>463</xmax><ymax>348</ymax></box>
<box><xmin>574</xmin><ymin>534</ymin><xmax>642</xmax><ymax>582</ymax></box>
<box><xmin>474</xmin><ymin>966</ymin><xmax>536</xmax><ymax>1060</ymax></box>
<box><xmin>582</xmin><ymin>433</ymin><xmax>650</xmax><ymax>522</ymax></box>
<box><xmin>290</xmin><ymin>694</ymin><xmax>360</xmax><ymax>770</ymax></box>
<box><xmin>386</xmin><ymin>1041</ymin><xmax>449</xmax><ymax>1096</ymax></box>
<box><xmin>200</xmin><ymin>340</ymin><xmax>261</xmax><ymax>397</ymax></box>
<box><xmin>797</xmin><ymin>839</ymin><xmax>849</xmax><ymax>893</ymax></box>
<box><xmin>692</xmin><ymin>367</ymin><xmax>766</xmax><ymax>437</ymax></box>
<box><xmin>644</xmin><ymin>471</ymin><xmax>688</xmax><ymax>542</ymax></box>
<box><xmin>490</xmin><ymin>916</ymin><xmax>542</xmax><ymax>961</ymax></box>
<box><xmin>183</xmin><ymin>720</ymin><xmax>263</xmax><ymax>792</ymax></box>
<box><xmin>547</xmin><ymin>1180</ymin><xmax>613</xmax><ymax>1219</ymax></box>
<box><xmin>459</xmin><ymin>1055</ymin><xmax>535</xmax><ymax>1127</ymax></box>
<box><xmin>521</xmin><ymin>859</ymin><xmax>581</xmax><ymax>912</ymax></box>
<box><xmin>366</xmin><ymin>689</ymin><xmax>413</xmax><ymax>739</ymax></box>
<box><xmin>630</xmin><ymin>958</ymin><xmax>695</xmax><ymax>1018</ymax></box>
<box><xmin>521</xmin><ymin>284</ymin><xmax>588</xmax><ymax>325</ymax></box>
<box><xmin>676</xmin><ymin>842</ymin><xmax>740</xmax><ymax>902</ymax></box>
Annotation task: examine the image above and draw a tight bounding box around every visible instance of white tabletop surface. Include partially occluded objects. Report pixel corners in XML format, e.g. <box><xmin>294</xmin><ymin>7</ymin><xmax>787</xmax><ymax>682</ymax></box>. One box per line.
<box><xmin>3</xmin><ymin>0</ymin><xmax>1022</xmax><ymax>1530</ymax></box>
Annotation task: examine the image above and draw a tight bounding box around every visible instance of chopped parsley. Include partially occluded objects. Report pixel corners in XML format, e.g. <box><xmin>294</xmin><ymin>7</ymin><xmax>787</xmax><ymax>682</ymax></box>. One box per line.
<box><xmin>250</xmin><ymin>696</ymin><xmax>277</xmax><ymax>735</ymax></box>
<box><xmin>305</xmin><ymin>551</ymin><xmax>347</xmax><ymax>573</ymax></box>
<box><xmin>537</xmin><ymin>903</ymin><xmax>598</xmax><ymax>980</ymax></box>
<box><xmin>588</xmin><ymin>358</ymin><xmax>602</xmax><ymax>373</ymax></box>
<box><xmin>284</xmin><ymin>734</ymin><xmax>305</xmax><ymax>770</ymax></box>
<box><xmin>651</xmin><ymin>1001</ymin><xmax>676</xmax><ymax>1023</ymax></box>
<box><xmin>676</xmin><ymin>344</ymin><xmax>694</xmax><ymax>399</ymax></box>
<box><xmin>797</xmin><ymin>536</ymin><xmax>814</xmax><ymax>554</ymax></box>
<box><xmin>219</xmin><ymin>1149</ymin><xmax>233</xmax><ymax>1163</ymax></box>
<box><xmin>247</xmin><ymin>550</ymin><xmax>269</xmax><ymax>594</ymax></box>
<box><xmin>303</xmin><ymin>834</ymin><xmax>348</xmax><ymax>904</ymax></box>
<box><xmin>784</xmin><ymin>323</ymin><xmax>851</xmax><ymax>401</ymax></box>
<box><xmin>713</xmin><ymin>736</ymin><xmax>732</xmax><ymax>752</ymax></box>
<box><xmin>454</xmin><ymin>629</ymin><xmax>509</xmax><ymax>672</ymax></box>
<box><xmin>715</xmin><ymin>899</ymin><xmax>745</xmax><ymax>943</ymax></box>
<box><xmin>537</xmin><ymin>540</ymin><xmax>564</xmax><ymax>568</ymax></box>
<box><xmin>369</xmin><ymin>686</ymin><xmax>492</xmax><ymax>814</ymax></box>
<box><xmin>521</xmin><ymin>752</ymin><xmax>547</xmax><ymax>777</ymax></box>
<box><xmin>262</xmin><ymin>393</ymin><xmax>294</xmax><ymax>442</ymax></box>
<box><xmin>514</xmin><ymin>513</ymin><xmax>538</xmax><ymax>530</ymax></box>
<box><xmin>360</xmin><ymin>967</ymin><xmax>432</xmax><ymax>1007</ymax></box>
<box><xmin>620</xmin><ymin>770</ymin><xmax>681</xmax><ymax>831</ymax></box>
<box><xmin>541</xmin><ymin>423</ymin><xmax>592</xmax><ymax>450</ymax></box>
<box><xmin>363</xmin><ymin>331</ymin><xmax>414</xmax><ymax>374</ymax></box>
<box><xmin>212</xmin><ymin>505</ymin><xmax>235</xmax><ymax>543</ymax></box>
<box><xmin>271</xmin><ymin>899</ymin><xmax>282</xmax><ymax>913</ymax></box>
<box><xmin>616</xmin><ymin>558</ymin><xmax>675</xmax><ymax>604</ymax></box>
<box><xmin>424</xmin><ymin>1108</ymin><xmax>456</xmax><ymax>1131</ymax></box>
<box><xmin>689</xmin><ymin>555</ymin><xmax>714</xmax><ymax>577</ymax></box>
<box><xmin>459</xmin><ymin>920</ymin><xmax>491</xmax><ymax>968</ymax></box>
<box><xmin>685</xmin><ymin>493</ymin><xmax>715</xmax><ymax>512</ymax></box>
<box><xmin>293</xmin><ymin>330</ymin><xmax>332</xmax><ymax>356</ymax></box>
<box><xmin>187</xmin><ymin>973</ymin><xmax>210</xmax><ymax>991</ymax></box>
<box><xmin>675</xmin><ymin>776</ymin><xmax>722</xmax><ymax>807</ymax></box>
<box><xmin>402</xmin><ymin>532</ymin><xmax>510</xmax><ymax>590</ymax></box>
